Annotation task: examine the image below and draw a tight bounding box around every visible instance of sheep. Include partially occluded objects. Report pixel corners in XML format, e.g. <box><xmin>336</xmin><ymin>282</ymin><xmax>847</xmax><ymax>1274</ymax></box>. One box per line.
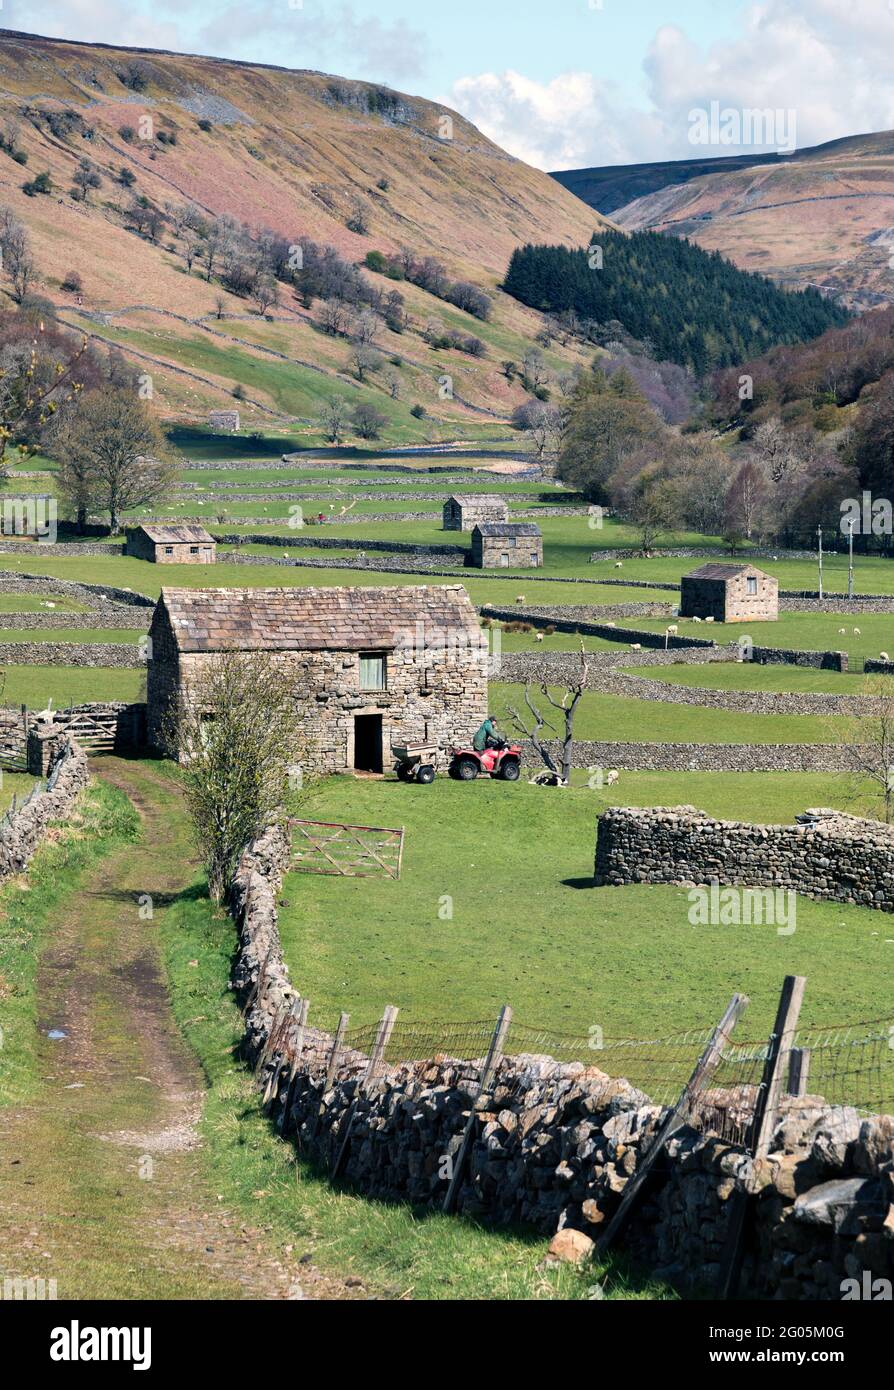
<box><xmin>692</xmin><ymin>616</ymin><xmax>702</xmax><ymax>624</ymax></box>
<box><xmin>881</xmin><ymin>652</ymin><xmax>891</xmax><ymax>663</ymax></box>
<box><xmin>704</xmin><ymin>616</ymin><xmax>714</xmax><ymax>624</ymax></box>
<box><xmin>667</xmin><ymin>624</ymin><xmax>678</xmax><ymax>635</ymax></box>
<box><xmin>854</xmin><ymin>628</ymin><xmax>861</xmax><ymax>635</ymax></box>
<box><xmin>516</xmin><ymin>595</ymin><xmax>526</xmax><ymax>605</ymax></box>
<box><xmin>839</xmin><ymin>628</ymin><xmax>846</xmax><ymax>635</ymax></box>
<box><xmin>535</xmin><ymin>632</ymin><xmax>544</xmax><ymax>643</ymax></box>
<box><xmin>630</xmin><ymin>643</ymin><xmax>642</xmax><ymax>652</ymax></box>
<box><xmin>605</xmin><ymin>770</ymin><xmax>619</xmax><ymax>786</ymax></box>
<box><xmin>614</xmin><ymin>561</ymin><xmax>623</xmax><ymax>569</ymax></box>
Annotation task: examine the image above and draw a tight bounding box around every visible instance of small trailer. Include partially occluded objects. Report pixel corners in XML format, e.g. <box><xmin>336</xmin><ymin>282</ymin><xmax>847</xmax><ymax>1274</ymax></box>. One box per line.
<box><xmin>392</xmin><ymin>743</ymin><xmax>438</xmax><ymax>785</ymax></box>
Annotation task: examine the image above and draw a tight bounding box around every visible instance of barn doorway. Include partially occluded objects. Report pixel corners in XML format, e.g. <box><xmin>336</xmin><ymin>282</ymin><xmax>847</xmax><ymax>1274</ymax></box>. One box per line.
<box><xmin>354</xmin><ymin>714</ymin><xmax>383</xmax><ymax>774</ymax></box>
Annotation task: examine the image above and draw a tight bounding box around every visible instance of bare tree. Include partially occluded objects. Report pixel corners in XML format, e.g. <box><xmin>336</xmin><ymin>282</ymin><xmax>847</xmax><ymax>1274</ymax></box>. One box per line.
<box><xmin>253</xmin><ymin>276</ymin><xmax>278</xmax><ymax>315</ymax></box>
<box><xmin>317</xmin><ymin>396</ymin><xmax>349</xmax><ymax>444</ymax></box>
<box><xmin>504</xmin><ymin>646</ymin><xmax>590</xmax><ymax>786</ymax></box>
<box><xmin>841</xmin><ymin>678</ymin><xmax>894</xmax><ymax>822</ymax></box>
<box><xmin>55</xmin><ymin>387</ymin><xmax>175</xmax><ymax>533</ymax></box>
<box><xmin>168</xmin><ymin>652</ymin><xmax>310</xmax><ymax>903</ymax></box>
<box><xmin>349</xmin><ymin>341</ymin><xmax>381</xmax><ymax>382</ymax></box>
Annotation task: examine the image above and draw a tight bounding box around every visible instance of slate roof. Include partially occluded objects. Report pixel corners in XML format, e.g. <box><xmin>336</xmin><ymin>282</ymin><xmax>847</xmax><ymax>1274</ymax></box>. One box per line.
<box><xmin>156</xmin><ymin>584</ymin><xmax>480</xmax><ymax>653</ymax></box>
<box><xmin>447</xmin><ymin>495</ymin><xmax>508</xmax><ymax>507</ymax></box>
<box><xmin>136</xmin><ymin>524</ymin><xmax>215</xmax><ymax>545</ymax></box>
<box><xmin>473</xmin><ymin>522</ymin><xmax>541</xmax><ymax>537</ymax></box>
<box><xmin>684</xmin><ymin>563</ymin><xmax>766</xmax><ymax>581</ymax></box>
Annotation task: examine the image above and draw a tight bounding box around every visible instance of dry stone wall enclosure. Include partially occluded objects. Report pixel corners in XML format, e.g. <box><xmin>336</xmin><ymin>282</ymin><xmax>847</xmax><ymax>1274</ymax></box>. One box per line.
<box><xmin>228</xmin><ymin>823</ymin><xmax>894</xmax><ymax>1300</ymax></box>
<box><xmin>594</xmin><ymin>805</ymin><xmax>894</xmax><ymax>912</ymax></box>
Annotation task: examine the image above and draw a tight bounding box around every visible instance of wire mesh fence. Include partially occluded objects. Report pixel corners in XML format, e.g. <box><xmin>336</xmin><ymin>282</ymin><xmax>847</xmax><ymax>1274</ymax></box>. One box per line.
<box><xmin>290</xmin><ymin>1004</ymin><xmax>894</xmax><ymax>1139</ymax></box>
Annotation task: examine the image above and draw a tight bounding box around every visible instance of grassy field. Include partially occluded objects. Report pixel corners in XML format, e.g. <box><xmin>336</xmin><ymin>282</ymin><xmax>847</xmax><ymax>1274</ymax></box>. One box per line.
<box><xmin>491</xmin><ymin>682</ymin><xmax>848</xmax><ymax>743</ymax></box>
<box><xmin>0</xmin><ymin>665</ymin><xmax>146</xmax><ymax>708</ymax></box>
<box><xmin>278</xmin><ymin>775</ymin><xmax>893</xmax><ymax>1045</ymax></box>
<box><xmin>621</xmin><ymin>662</ymin><xmax>873</xmax><ymax>694</ymax></box>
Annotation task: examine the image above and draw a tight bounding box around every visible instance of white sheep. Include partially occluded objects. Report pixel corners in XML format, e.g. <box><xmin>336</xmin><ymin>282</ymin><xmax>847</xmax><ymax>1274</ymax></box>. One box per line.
<box><xmin>704</xmin><ymin>616</ymin><xmax>715</xmax><ymax>624</ymax></box>
<box><xmin>535</xmin><ymin>632</ymin><xmax>544</xmax><ymax>643</ymax></box>
<box><xmin>881</xmin><ymin>652</ymin><xmax>891</xmax><ymax>662</ymax></box>
<box><xmin>692</xmin><ymin>616</ymin><xmax>702</xmax><ymax>624</ymax></box>
<box><xmin>630</xmin><ymin>643</ymin><xmax>642</xmax><ymax>651</ymax></box>
<box><xmin>667</xmin><ymin>624</ymin><xmax>678</xmax><ymax>635</ymax></box>
<box><xmin>614</xmin><ymin>561</ymin><xmax>623</xmax><ymax>569</ymax></box>
<box><xmin>839</xmin><ymin>628</ymin><xmax>846</xmax><ymax>635</ymax></box>
<box><xmin>605</xmin><ymin>770</ymin><xmax>619</xmax><ymax>786</ymax></box>
<box><xmin>516</xmin><ymin>595</ymin><xmax>526</xmax><ymax>604</ymax></box>
<box><xmin>854</xmin><ymin>628</ymin><xmax>861</xmax><ymax>635</ymax></box>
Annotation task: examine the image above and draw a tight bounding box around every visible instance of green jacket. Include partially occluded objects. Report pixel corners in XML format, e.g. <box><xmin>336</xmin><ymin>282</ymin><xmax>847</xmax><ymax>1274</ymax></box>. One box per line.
<box><xmin>473</xmin><ymin>718</ymin><xmax>497</xmax><ymax>752</ymax></box>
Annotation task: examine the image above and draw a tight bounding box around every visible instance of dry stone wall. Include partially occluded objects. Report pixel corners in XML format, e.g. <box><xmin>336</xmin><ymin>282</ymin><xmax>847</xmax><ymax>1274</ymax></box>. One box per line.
<box><xmin>228</xmin><ymin>826</ymin><xmax>894</xmax><ymax>1299</ymax></box>
<box><xmin>594</xmin><ymin>805</ymin><xmax>894</xmax><ymax>911</ymax></box>
<box><xmin>0</xmin><ymin>738</ymin><xmax>88</xmax><ymax>879</ymax></box>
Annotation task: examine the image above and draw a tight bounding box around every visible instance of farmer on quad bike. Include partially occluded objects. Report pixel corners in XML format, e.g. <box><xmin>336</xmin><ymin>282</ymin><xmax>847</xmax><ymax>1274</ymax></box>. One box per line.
<box><xmin>472</xmin><ymin>715</ymin><xmax>501</xmax><ymax>751</ymax></box>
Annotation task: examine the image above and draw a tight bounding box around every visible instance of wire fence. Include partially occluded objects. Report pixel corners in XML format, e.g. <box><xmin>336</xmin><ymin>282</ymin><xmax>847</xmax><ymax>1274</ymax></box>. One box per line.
<box><xmin>296</xmin><ymin>1006</ymin><xmax>894</xmax><ymax>1144</ymax></box>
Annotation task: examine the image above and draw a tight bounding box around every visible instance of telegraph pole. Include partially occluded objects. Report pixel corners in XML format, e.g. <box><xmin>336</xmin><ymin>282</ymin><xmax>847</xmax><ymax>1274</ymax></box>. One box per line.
<box><xmin>847</xmin><ymin>518</ymin><xmax>855</xmax><ymax>599</ymax></box>
<box><xmin>817</xmin><ymin>525</ymin><xmax>824</xmax><ymax>601</ymax></box>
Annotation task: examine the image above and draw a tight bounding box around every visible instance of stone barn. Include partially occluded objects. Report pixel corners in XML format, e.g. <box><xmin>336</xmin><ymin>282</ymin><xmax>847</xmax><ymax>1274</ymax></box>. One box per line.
<box><xmin>146</xmin><ymin>584</ymin><xmax>488</xmax><ymax>774</ymax></box>
<box><xmin>470</xmin><ymin>522</ymin><xmax>543</xmax><ymax>568</ymax></box>
<box><xmin>208</xmin><ymin>409</ymin><xmax>240</xmax><ymax>431</ymax></box>
<box><xmin>680</xmin><ymin>563</ymin><xmax>778</xmax><ymax>623</ymax></box>
<box><xmin>443</xmin><ymin>495</ymin><xmax>509</xmax><ymax>532</ymax></box>
<box><xmin>126</xmin><ymin>524</ymin><xmax>217</xmax><ymax>565</ymax></box>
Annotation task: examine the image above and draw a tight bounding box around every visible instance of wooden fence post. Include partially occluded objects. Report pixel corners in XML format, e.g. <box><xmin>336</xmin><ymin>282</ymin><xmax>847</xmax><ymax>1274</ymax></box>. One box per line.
<box><xmin>319</xmin><ymin>1012</ymin><xmax>350</xmax><ymax>1118</ymax></box>
<box><xmin>597</xmin><ymin>992</ymin><xmax>750</xmax><ymax>1255</ymax></box>
<box><xmin>254</xmin><ymin>998</ymin><xmax>290</xmax><ymax>1077</ymax></box>
<box><xmin>270</xmin><ymin>996</ymin><xmax>310</xmax><ymax>1119</ymax></box>
<box><xmin>787</xmin><ymin>1046</ymin><xmax>811</xmax><ymax>1099</ymax></box>
<box><xmin>717</xmin><ymin>974</ymin><xmax>806</xmax><ymax>1299</ymax></box>
<box><xmin>442</xmin><ymin>1004</ymin><xmax>513</xmax><ymax>1215</ymax></box>
<box><xmin>331</xmin><ymin>1005</ymin><xmax>398</xmax><ymax>1180</ymax></box>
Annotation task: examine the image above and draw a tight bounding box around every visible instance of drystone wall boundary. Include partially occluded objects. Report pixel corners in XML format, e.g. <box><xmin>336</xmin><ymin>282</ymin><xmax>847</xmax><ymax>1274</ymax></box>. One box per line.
<box><xmin>227</xmin><ymin>825</ymin><xmax>894</xmax><ymax>1298</ymax></box>
<box><xmin>0</xmin><ymin>737</ymin><xmax>88</xmax><ymax>879</ymax></box>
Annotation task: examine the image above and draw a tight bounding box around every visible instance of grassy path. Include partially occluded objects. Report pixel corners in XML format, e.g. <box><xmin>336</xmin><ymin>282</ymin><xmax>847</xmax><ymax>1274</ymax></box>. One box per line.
<box><xmin>0</xmin><ymin>757</ymin><xmax>353</xmax><ymax>1301</ymax></box>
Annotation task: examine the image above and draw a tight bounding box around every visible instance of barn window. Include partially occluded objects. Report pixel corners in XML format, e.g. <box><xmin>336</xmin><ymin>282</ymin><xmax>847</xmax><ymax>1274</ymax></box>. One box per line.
<box><xmin>190</xmin><ymin>546</ymin><xmax>199</xmax><ymax>554</ymax></box>
<box><xmin>360</xmin><ymin>651</ymin><xmax>386</xmax><ymax>690</ymax></box>
<box><xmin>164</xmin><ymin>546</ymin><xmax>173</xmax><ymax>555</ymax></box>
<box><xmin>747</xmin><ymin>576</ymin><xmax>757</xmax><ymax>595</ymax></box>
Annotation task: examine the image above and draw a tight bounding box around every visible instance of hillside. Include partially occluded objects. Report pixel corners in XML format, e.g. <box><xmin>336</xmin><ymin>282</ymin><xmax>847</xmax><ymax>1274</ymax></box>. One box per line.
<box><xmin>0</xmin><ymin>29</ymin><xmax>610</xmax><ymax>438</ymax></box>
<box><xmin>558</xmin><ymin>130</ymin><xmax>894</xmax><ymax>312</ymax></box>
<box><xmin>550</xmin><ymin>150</ymin><xmax>789</xmax><ymax>216</ymax></box>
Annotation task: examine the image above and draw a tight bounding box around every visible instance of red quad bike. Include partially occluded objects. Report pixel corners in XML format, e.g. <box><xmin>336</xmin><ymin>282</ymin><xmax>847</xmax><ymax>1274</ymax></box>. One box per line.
<box><xmin>449</xmin><ymin>739</ymin><xmax>523</xmax><ymax>782</ymax></box>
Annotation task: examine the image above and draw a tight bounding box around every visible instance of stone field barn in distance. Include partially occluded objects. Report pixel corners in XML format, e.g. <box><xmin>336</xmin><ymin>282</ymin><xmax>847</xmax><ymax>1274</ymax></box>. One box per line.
<box><xmin>442</xmin><ymin>494</ymin><xmax>510</xmax><ymax>531</ymax></box>
<box><xmin>147</xmin><ymin>585</ymin><xmax>488</xmax><ymax>774</ymax></box>
<box><xmin>126</xmin><ymin>523</ymin><xmax>217</xmax><ymax>564</ymax></box>
<box><xmin>471</xmin><ymin>522</ymin><xmax>543</xmax><ymax>568</ymax></box>
<box><xmin>679</xmin><ymin>562</ymin><xmax>778</xmax><ymax>622</ymax></box>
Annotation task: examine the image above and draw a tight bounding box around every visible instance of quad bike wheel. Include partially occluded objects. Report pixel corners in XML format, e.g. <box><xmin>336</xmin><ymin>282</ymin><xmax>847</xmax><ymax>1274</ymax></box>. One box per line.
<box><xmin>455</xmin><ymin>756</ymin><xmax>479</xmax><ymax>781</ymax></box>
<box><xmin>499</xmin><ymin>758</ymin><xmax>521</xmax><ymax>781</ymax></box>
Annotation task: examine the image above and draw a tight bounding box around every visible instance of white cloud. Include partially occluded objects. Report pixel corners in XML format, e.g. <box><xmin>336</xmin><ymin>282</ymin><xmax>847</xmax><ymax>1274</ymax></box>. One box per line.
<box><xmin>5</xmin><ymin>0</ymin><xmax>183</xmax><ymax>51</ymax></box>
<box><xmin>448</xmin><ymin>70</ymin><xmax>660</xmax><ymax>171</ymax></box>
<box><xmin>450</xmin><ymin>0</ymin><xmax>894</xmax><ymax>170</ymax></box>
<box><xmin>196</xmin><ymin>3</ymin><xmax>429</xmax><ymax>84</ymax></box>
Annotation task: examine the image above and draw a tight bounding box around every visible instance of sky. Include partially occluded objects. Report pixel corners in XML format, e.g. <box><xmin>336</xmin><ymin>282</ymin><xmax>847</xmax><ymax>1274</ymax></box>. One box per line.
<box><xmin>5</xmin><ymin>0</ymin><xmax>894</xmax><ymax>170</ymax></box>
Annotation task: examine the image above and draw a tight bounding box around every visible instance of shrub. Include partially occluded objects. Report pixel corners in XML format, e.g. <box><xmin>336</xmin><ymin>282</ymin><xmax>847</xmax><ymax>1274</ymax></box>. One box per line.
<box><xmin>11</xmin><ymin>150</ymin><xmax>27</xmax><ymax>166</ymax></box>
<box><xmin>410</xmin><ymin>403</ymin><xmax>426</xmax><ymax>419</ymax></box>
<box><xmin>22</xmin><ymin>171</ymin><xmax>52</xmax><ymax>196</ymax></box>
<box><xmin>61</xmin><ymin>271</ymin><xmax>83</xmax><ymax>294</ymax></box>
<box><xmin>232</xmin><ymin>384</ymin><xmax>246</xmax><ymax>400</ymax></box>
<box><xmin>364</xmin><ymin>249</ymin><xmax>388</xmax><ymax>273</ymax></box>
<box><xmin>197</xmin><ymin>118</ymin><xmax>213</xmax><ymax>132</ymax></box>
<box><xmin>119</xmin><ymin>125</ymin><xmax>136</xmax><ymax>144</ymax></box>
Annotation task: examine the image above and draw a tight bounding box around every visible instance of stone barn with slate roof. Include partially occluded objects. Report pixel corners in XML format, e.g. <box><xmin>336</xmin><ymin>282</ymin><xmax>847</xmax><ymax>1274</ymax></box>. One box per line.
<box><xmin>470</xmin><ymin>522</ymin><xmax>543</xmax><ymax>568</ymax></box>
<box><xmin>443</xmin><ymin>494</ymin><xmax>510</xmax><ymax>531</ymax></box>
<box><xmin>680</xmin><ymin>563</ymin><xmax>778</xmax><ymax>623</ymax></box>
<box><xmin>125</xmin><ymin>524</ymin><xmax>216</xmax><ymax>564</ymax></box>
<box><xmin>146</xmin><ymin>585</ymin><xmax>488</xmax><ymax>774</ymax></box>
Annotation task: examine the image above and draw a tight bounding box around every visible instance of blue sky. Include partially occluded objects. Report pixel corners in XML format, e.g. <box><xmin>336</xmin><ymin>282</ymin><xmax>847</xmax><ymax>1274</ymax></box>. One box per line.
<box><xmin>7</xmin><ymin>1</ymin><xmax>894</xmax><ymax>169</ymax></box>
